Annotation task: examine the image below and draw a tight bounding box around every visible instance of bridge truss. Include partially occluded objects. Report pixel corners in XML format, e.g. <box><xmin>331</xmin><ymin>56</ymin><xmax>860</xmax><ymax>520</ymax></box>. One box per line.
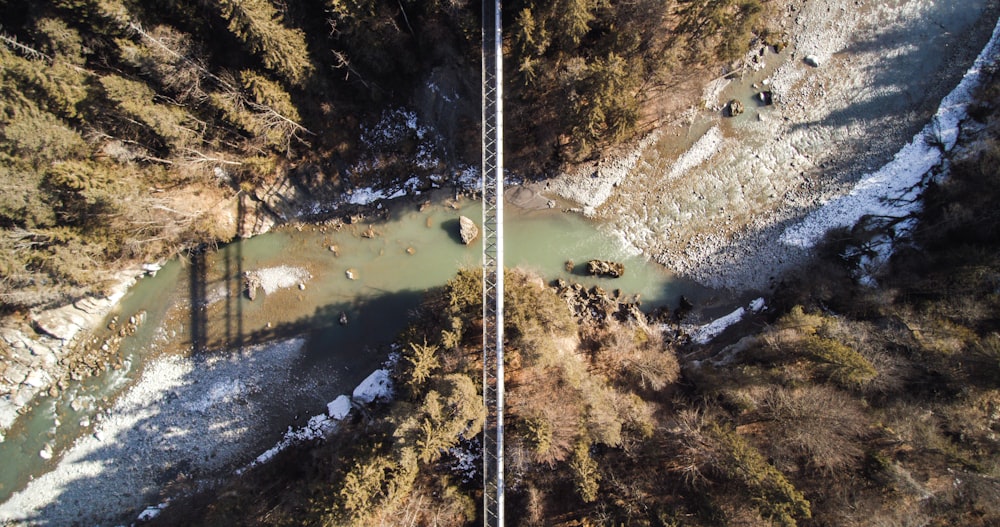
<box><xmin>481</xmin><ymin>0</ymin><xmax>504</xmax><ymax>525</ymax></box>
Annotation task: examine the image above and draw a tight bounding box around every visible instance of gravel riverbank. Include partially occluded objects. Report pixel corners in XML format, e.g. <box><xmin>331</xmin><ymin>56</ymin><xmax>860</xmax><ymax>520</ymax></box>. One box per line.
<box><xmin>549</xmin><ymin>0</ymin><xmax>1000</xmax><ymax>292</ymax></box>
<box><xmin>0</xmin><ymin>338</ymin><xmax>334</xmax><ymax>526</ymax></box>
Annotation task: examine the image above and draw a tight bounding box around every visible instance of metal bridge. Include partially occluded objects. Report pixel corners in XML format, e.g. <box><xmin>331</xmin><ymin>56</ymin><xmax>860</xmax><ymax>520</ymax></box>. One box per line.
<box><xmin>481</xmin><ymin>0</ymin><xmax>504</xmax><ymax>525</ymax></box>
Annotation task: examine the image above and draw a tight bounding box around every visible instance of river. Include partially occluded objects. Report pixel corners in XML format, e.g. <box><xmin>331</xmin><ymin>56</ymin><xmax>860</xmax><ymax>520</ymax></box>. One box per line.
<box><xmin>0</xmin><ymin>193</ymin><xmax>713</xmax><ymax>525</ymax></box>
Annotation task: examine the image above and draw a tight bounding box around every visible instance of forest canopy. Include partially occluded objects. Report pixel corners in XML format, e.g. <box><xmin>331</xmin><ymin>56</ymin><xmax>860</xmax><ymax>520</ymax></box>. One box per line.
<box><xmin>0</xmin><ymin>0</ymin><xmax>773</xmax><ymax>309</ymax></box>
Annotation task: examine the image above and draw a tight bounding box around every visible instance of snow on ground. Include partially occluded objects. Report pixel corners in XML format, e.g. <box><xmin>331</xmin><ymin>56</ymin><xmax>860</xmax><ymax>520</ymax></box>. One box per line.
<box><xmin>781</xmin><ymin>18</ymin><xmax>1000</xmax><ymax>248</ymax></box>
<box><xmin>687</xmin><ymin>297</ymin><xmax>766</xmax><ymax>345</ymax></box>
<box><xmin>0</xmin><ymin>338</ymin><xmax>323</xmax><ymax>526</ymax></box>
<box><xmin>254</xmin><ymin>265</ymin><xmax>312</xmax><ymax>294</ymax></box>
<box><xmin>666</xmin><ymin>126</ymin><xmax>724</xmax><ymax>181</ymax></box>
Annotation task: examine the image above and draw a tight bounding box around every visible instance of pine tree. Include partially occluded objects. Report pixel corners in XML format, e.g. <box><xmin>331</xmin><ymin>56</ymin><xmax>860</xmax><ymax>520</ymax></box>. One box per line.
<box><xmin>99</xmin><ymin>74</ymin><xmax>203</xmax><ymax>151</ymax></box>
<box><xmin>215</xmin><ymin>0</ymin><xmax>315</xmax><ymax>86</ymax></box>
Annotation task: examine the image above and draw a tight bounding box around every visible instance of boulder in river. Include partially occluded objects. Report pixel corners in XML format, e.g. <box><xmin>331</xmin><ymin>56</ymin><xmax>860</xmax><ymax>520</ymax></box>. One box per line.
<box><xmin>244</xmin><ymin>271</ymin><xmax>262</xmax><ymax>300</ymax></box>
<box><xmin>459</xmin><ymin>216</ymin><xmax>479</xmax><ymax>245</ymax></box>
<box><xmin>587</xmin><ymin>260</ymin><xmax>625</xmax><ymax>278</ymax></box>
<box><xmin>727</xmin><ymin>99</ymin><xmax>744</xmax><ymax>117</ymax></box>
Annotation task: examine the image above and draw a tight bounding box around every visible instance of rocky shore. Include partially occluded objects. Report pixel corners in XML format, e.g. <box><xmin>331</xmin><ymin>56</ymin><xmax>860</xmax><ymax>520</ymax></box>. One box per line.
<box><xmin>0</xmin><ymin>270</ymin><xmax>148</xmax><ymax>441</ymax></box>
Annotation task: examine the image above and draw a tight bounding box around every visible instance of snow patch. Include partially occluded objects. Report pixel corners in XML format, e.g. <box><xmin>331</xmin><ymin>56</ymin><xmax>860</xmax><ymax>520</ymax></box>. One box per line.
<box><xmin>666</xmin><ymin>126</ymin><xmax>724</xmax><ymax>181</ymax></box>
<box><xmin>688</xmin><ymin>298</ymin><xmax>767</xmax><ymax>345</ymax></box>
<box><xmin>241</xmin><ymin>368</ymin><xmax>394</xmax><ymax>473</ymax></box>
<box><xmin>781</xmin><ymin>18</ymin><xmax>1000</xmax><ymax>249</ymax></box>
<box><xmin>353</xmin><ymin>369</ymin><xmax>393</xmax><ymax>404</ymax></box>
<box><xmin>689</xmin><ymin>307</ymin><xmax>746</xmax><ymax>345</ymax></box>
<box><xmin>327</xmin><ymin>395</ymin><xmax>351</xmax><ymax>420</ymax></box>
<box><xmin>253</xmin><ymin>266</ymin><xmax>312</xmax><ymax>294</ymax></box>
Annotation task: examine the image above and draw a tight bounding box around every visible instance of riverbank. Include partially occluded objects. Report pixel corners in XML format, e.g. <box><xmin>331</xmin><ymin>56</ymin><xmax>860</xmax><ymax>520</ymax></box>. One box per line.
<box><xmin>0</xmin><ymin>191</ymin><xmax>706</xmax><ymax>524</ymax></box>
<box><xmin>546</xmin><ymin>0</ymin><xmax>1000</xmax><ymax>292</ymax></box>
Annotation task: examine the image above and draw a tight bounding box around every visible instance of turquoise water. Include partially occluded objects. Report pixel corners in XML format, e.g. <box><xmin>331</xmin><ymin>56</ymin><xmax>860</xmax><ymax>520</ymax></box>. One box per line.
<box><xmin>0</xmin><ymin>195</ymin><xmax>708</xmax><ymax>507</ymax></box>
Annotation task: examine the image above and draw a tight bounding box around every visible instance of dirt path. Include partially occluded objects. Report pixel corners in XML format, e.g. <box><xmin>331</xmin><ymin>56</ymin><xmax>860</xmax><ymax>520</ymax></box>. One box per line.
<box><xmin>548</xmin><ymin>0</ymin><xmax>1000</xmax><ymax>291</ymax></box>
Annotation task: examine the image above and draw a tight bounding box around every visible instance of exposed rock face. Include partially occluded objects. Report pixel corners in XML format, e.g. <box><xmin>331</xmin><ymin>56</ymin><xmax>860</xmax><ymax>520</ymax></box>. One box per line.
<box><xmin>2</xmin><ymin>307</ymin><xmax>146</xmax><ymax>439</ymax></box>
<box><xmin>553</xmin><ymin>279</ymin><xmax>648</xmax><ymax>326</ymax></box>
<box><xmin>587</xmin><ymin>259</ymin><xmax>625</xmax><ymax>278</ymax></box>
<box><xmin>459</xmin><ymin>216</ymin><xmax>479</xmax><ymax>245</ymax></box>
<box><xmin>727</xmin><ymin>99</ymin><xmax>745</xmax><ymax>117</ymax></box>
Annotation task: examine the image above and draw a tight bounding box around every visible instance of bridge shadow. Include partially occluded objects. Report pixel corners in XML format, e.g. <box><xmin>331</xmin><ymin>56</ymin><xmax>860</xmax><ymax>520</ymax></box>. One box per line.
<box><xmin>10</xmin><ymin>287</ymin><xmax>424</xmax><ymax>526</ymax></box>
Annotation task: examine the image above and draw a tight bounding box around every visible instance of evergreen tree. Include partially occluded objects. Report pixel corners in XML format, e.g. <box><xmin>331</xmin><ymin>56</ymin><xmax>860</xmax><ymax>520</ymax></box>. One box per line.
<box><xmin>215</xmin><ymin>0</ymin><xmax>315</xmax><ymax>86</ymax></box>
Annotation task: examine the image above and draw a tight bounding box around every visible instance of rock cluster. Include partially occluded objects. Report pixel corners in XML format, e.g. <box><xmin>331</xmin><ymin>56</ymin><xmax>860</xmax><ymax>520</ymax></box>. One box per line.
<box><xmin>459</xmin><ymin>215</ymin><xmax>479</xmax><ymax>245</ymax></box>
<box><xmin>553</xmin><ymin>279</ymin><xmax>647</xmax><ymax>326</ymax></box>
<box><xmin>1</xmin><ymin>311</ymin><xmax>145</xmax><ymax>441</ymax></box>
<box><xmin>586</xmin><ymin>259</ymin><xmax>625</xmax><ymax>278</ymax></box>
<box><xmin>727</xmin><ymin>98</ymin><xmax>745</xmax><ymax>117</ymax></box>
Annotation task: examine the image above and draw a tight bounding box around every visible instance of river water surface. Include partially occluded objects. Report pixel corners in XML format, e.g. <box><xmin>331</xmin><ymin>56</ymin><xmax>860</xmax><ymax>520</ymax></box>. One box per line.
<box><xmin>0</xmin><ymin>194</ymin><xmax>711</xmax><ymax>524</ymax></box>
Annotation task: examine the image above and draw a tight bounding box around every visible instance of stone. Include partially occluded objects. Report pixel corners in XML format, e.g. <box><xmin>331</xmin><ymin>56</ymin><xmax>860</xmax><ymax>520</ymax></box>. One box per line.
<box><xmin>362</xmin><ymin>225</ymin><xmax>377</xmax><ymax>238</ymax></box>
<box><xmin>586</xmin><ymin>260</ymin><xmax>625</xmax><ymax>278</ymax></box>
<box><xmin>727</xmin><ymin>99</ymin><xmax>744</xmax><ymax>117</ymax></box>
<box><xmin>32</xmin><ymin>306</ymin><xmax>88</xmax><ymax>342</ymax></box>
<box><xmin>345</xmin><ymin>269</ymin><xmax>358</xmax><ymax>280</ymax></box>
<box><xmin>3</xmin><ymin>362</ymin><xmax>29</xmax><ymax>386</ymax></box>
<box><xmin>244</xmin><ymin>271</ymin><xmax>262</xmax><ymax>301</ymax></box>
<box><xmin>459</xmin><ymin>216</ymin><xmax>479</xmax><ymax>245</ymax></box>
<box><xmin>804</xmin><ymin>54</ymin><xmax>821</xmax><ymax>67</ymax></box>
<box><xmin>0</xmin><ymin>395</ymin><xmax>18</xmax><ymax>430</ymax></box>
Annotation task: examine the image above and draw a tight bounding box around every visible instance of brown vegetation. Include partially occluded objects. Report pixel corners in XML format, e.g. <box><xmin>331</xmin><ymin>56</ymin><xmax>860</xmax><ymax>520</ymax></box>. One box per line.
<box><xmin>149</xmin><ymin>72</ymin><xmax>1000</xmax><ymax>527</ymax></box>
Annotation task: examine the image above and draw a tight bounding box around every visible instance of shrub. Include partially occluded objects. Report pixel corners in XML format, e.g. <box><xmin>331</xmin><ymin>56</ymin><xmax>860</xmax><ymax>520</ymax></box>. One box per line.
<box><xmin>569</xmin><ymin>439</ymin><xmax>601</xmax><ymax>503</ymax></box>
<box><xmin>707</xmin><ymin>422</ymin><xmax>812</xmax><ymax>527</ymax></box>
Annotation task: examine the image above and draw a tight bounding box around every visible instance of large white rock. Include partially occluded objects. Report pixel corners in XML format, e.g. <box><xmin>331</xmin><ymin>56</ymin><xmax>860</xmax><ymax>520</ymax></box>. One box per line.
<box><xmin>459</xmin><ymin>216</ymin><xmax>479</xmax><ymax>245</ymax></box>
<box><xmin>352</xmin><ymin>369</ymin><xmax>392</xmax><ymax>404</ymax></box>
<box><xmin>327</xmin><ymin>395</ymin><xmax>352</xmax><ymax>420</ymax></box>
<box><xmin>23</xmin><ymin>369</ymin><xmax>52</xmax><ymax>388</ymax></box>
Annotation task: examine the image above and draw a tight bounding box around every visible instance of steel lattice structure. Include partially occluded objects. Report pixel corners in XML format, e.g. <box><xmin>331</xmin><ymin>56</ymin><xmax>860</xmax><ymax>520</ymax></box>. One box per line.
<box><xmin>481</xmin><ymin>0</ymin><xmax>504</xmax><ymax>525</ymax></box>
